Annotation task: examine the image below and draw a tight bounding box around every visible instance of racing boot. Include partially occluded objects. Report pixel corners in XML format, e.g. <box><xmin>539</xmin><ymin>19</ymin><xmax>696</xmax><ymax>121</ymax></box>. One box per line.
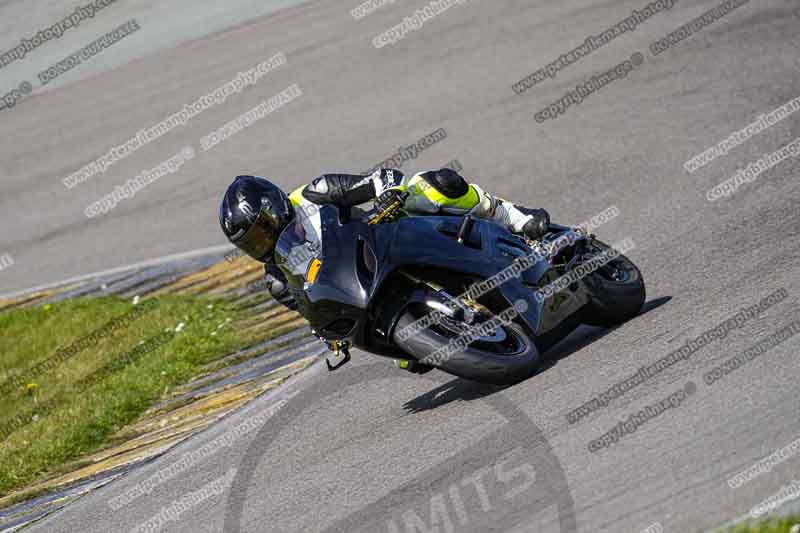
<box><xmin>518</xmin><ymin>207</ymin><xmax>551</xmax><ymax>241</ymax></box>
<box><xmin>470</xmin><ymin>183</ymin><xmax>551</xmax><ymax>241</ymax></box>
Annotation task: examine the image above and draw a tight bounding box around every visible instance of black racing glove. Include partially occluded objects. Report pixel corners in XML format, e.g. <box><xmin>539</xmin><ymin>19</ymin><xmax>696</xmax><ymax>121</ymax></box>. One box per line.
<box><xmin>373</xmin><ymin>188</ymin><xmax>408</xmax><ymax>221</ymax></box>
<box><xmin>264</xmin><ymin>263</ymin><xmax>298</xmax><ymax>311</ymax></box>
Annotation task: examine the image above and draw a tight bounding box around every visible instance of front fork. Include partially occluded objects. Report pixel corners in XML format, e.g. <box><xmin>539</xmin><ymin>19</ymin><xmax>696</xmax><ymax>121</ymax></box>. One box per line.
<box><xmin>397</xmin><ymin>270</ymin><xmax>479</xmax><ymax>324</ymax></box>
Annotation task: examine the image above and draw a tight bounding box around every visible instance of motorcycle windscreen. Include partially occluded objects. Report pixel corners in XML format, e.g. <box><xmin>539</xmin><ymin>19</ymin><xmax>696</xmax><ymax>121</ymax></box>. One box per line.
<box><xmin>274</xmin><ymin>218</ymin><xmax>321</xmax><ymax>287</ymax></box>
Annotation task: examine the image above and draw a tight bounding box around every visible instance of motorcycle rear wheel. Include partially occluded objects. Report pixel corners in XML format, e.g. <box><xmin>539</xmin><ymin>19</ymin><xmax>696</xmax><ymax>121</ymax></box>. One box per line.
<box><xmin>580</xmin><ymin>239</ymin><xmax>646</xmax><ymax>327</ymax></box>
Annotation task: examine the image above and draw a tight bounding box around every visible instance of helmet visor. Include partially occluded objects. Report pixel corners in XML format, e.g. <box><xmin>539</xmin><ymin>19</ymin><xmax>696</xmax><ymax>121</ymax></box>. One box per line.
<box><xmin>232</xmin><ymin>209</ymin><xmax>281</xmax><ymax>261</ymax></box>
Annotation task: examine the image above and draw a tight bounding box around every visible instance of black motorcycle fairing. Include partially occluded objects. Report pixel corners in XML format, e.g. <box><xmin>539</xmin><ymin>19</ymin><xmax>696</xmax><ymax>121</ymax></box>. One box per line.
<box><xmin>275</xmin><ymin>206</ymin><xmax>376</xmax><ymax>341</ymax></box>
<box><xmin>372</xmin><ymin>216</ymin><xmax>590</xmax><ymax>339</ymax></box>
<box><xmin>275</xmin><ymin>204</ymin><xmax>591</xmax><ymax>358</ymax></box>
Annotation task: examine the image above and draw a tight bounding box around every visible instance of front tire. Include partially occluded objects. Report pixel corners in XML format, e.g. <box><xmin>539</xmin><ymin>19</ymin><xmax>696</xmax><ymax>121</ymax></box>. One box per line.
<box><xmin>391</xmin><ymin>300</ymin><xmax>540</xmax><ymax>385</ymax></box>
<box><xmin>581</xmin><ymin>239</ymin><xmax>646</xmax><ymax>327</ymax></box>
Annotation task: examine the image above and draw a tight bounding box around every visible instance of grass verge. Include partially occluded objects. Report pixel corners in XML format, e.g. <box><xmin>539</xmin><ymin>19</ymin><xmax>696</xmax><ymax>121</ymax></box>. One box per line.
<box><xmin>0</xmin><ymin>294</ymin><xmax>265</xmax><ymax>498</ymax></box>
<box><xmin>722</xmin><ymin>517</ymin><xmax>800</xmax><ymax>532</ymax></box>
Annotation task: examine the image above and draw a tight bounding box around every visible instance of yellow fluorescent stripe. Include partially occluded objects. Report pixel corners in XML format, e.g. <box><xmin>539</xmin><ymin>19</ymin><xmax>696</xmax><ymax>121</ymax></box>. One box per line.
<box><xmin>458</xmin><ymin>185</ymin><xmax>480</xmax><ymax>209</ymax></box>
<box><xmin>414</xmin><ymin>178</ymin><xmax>480</xmax><ymax>210</ymax></box>
<box><xmin>288</xmin><ymin>186</ymin><xmax>305</xmax><ymax>207</ymax></box>
<box><xmin>306</xmin><ymin>258</ymin><xmax>322</xmax><ymax>283</ymax></box>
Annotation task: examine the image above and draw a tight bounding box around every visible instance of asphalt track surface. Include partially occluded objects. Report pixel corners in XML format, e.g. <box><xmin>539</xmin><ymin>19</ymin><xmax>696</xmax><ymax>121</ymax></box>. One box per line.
<box><xmin>2</xmin><ymin>0</ymin><xmax>800</xmax><ymax>531</ymax></box>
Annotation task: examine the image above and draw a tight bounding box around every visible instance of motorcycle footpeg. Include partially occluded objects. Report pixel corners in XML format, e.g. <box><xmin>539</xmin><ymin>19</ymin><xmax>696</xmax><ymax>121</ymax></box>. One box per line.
<box><xmin>395</xmin><ymin>359</ymin><xmax>434</xmax><ymax>375</ymax></box>
<box><xmin>325</xmin><ymin>347</ymin><xmax>351</xmax><ymax>371</ymax></box>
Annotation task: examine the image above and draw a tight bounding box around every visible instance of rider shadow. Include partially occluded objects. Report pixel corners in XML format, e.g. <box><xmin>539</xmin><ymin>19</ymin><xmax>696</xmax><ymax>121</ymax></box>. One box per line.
<box><xmin>402</xmin><ymin>296</ymin><xmax>671</xmax><ymax>414</ymax></box>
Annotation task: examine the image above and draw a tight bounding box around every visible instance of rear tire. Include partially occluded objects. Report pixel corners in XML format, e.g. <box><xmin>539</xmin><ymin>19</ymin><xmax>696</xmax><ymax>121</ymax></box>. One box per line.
<box><xmin>391</xmin><ymin>300</ymin><xmax>540</xmax><ymax>385</ymax></box>
<box><xmin>581</xmin><ymin>239</ymin><xmax>646</xmax><ymax>327</ymax></box>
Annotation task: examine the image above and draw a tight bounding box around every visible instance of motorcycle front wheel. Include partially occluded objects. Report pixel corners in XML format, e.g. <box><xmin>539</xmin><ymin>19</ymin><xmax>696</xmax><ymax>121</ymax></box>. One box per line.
<box><xmin>391</xmin><ymin>294</ymin><xmax>541</xmax><ymax>385</ymax></box>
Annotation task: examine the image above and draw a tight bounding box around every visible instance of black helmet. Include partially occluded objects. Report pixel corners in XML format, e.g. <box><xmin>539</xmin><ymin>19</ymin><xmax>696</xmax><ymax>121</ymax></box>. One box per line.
<box><xmin>219</xmin><ymin>176</ymin><xmax>294</xmax><ymax>261</ymax></box>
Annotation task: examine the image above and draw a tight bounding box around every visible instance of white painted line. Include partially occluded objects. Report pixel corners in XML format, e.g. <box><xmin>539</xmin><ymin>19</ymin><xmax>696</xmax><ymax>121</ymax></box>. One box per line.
<box><xmin>0</xmin><ymin>244</ymin><xmax>236</xmax><ymax>301</ymax></box>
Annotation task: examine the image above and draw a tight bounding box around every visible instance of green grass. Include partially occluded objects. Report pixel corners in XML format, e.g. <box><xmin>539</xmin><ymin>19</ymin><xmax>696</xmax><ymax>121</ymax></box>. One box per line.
<box><xmin>0</xmin><ymin>294</ymin><xmax>264</xmax><ymax>498</ymax></box>
<box><xmin>722</xmin><ymin>517</ymin><xmax>800</xmax><ymax>533</ymax></box>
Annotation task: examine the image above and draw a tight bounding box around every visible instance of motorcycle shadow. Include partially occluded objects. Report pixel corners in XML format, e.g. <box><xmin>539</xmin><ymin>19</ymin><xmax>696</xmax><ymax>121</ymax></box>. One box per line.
<box><xmin>402</xmin><ymin>378</ymin><xmax>507</xmax><ymax>414</ymax></box>
<box><xmin>402</xmin><ymin>296</ymin><xmax>671</xmax><ymax>414</ymax></box>
<box><xmin>539</xmin><ymin>295</ymin><xmax>671</xmax><ymax>371</ymax></box>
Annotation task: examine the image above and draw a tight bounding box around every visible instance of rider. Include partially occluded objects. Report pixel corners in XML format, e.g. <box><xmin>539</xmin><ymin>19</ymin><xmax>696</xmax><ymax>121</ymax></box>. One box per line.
<box><xmin>218</xmin><ymin>167</ymin><xmax>550</xmax><ymax>311</ymax></box>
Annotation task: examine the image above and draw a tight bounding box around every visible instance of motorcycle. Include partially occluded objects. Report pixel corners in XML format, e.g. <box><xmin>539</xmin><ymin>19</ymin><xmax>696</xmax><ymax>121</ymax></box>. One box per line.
<box><xmin>274</xmin><ymin>194</ymin><xmax>645</xmax><ymax>385</ymax></box>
